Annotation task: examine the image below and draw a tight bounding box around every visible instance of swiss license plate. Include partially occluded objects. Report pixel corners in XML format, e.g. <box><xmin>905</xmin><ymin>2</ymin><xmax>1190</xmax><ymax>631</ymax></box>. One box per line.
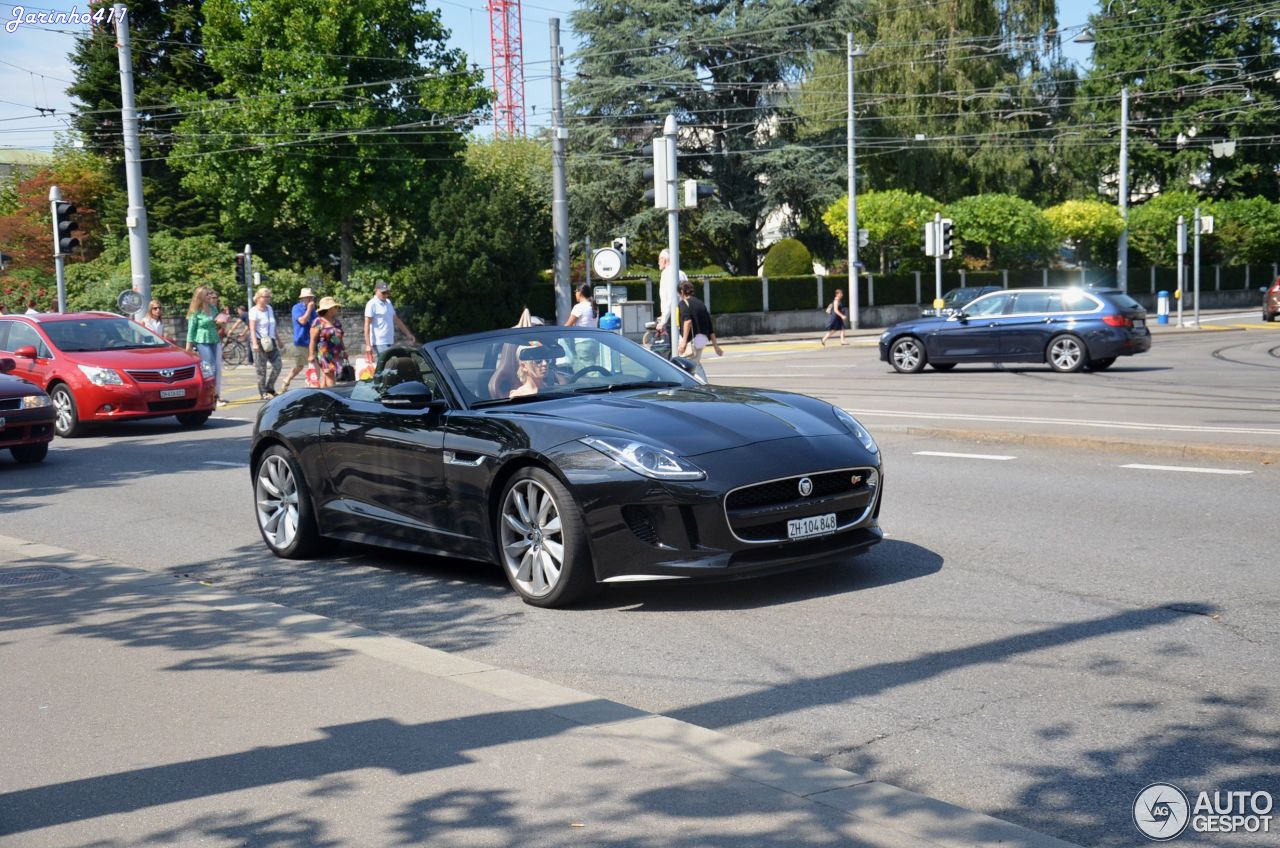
<box><xmin>159</xmin><ymin>388</ymin><xmax>186</xmax><ymax>399</ymax></box>
<box><xmin>787</xmin><ymin>513</ymin><xmax>837</xmax><ymax>541</ymax></box>
<box><xmin>1133</xmin><ymin>318</ymin><xmax>1146</xmax><ymax>329</ymax></box>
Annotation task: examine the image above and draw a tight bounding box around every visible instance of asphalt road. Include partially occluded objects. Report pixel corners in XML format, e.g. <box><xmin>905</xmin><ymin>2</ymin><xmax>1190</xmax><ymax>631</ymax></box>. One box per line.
<box><xmin>2</xmin><ymin>321</ymin><xmax>1277</xmax><ymax>847</ymax></box>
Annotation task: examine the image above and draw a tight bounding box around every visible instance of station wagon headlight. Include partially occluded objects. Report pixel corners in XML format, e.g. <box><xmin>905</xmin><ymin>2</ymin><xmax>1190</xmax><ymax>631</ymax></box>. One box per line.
<box><xmin>20</xmin><ymin>394</ymin><xmax>51</xmax><ymax>409</ymax></box>
<box><xmin>834</xmin><ymin>407</ymin><xmax>878</xmax><ymax>454</ymax></box>
<box><xmin>76</xmin><ymin>364</ymin><xmax>125</xmax><ymax>386</ymax></box>
<box><xmin>199</xmin><ymin>360</ymin><xmax>215</xmax><ymax>379</ymax></box>
<box><xmin>580</xmin><ymin>436</ymin><xmax>706</xmax><ymax>481</ymax></box>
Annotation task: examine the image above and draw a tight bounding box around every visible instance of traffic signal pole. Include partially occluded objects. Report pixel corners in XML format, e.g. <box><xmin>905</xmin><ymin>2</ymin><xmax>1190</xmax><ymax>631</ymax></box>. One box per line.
<box><xmin>114</xmin><ymin>3</ymin><xmax>152</xmax><ymax>320</ymax></box>
<box><xmin>934</xmin><ymin>212</ymin><xmax>943</xmax><ymax>306</ymax></box>
<box><xmin>48</xmin><ymin>186</ymin><xmax>68</xmax><ymax>313</ymax></box>
<box><xmin>663</xmin><ymin>114</ymin><xmax>681</xmax><ymax>349</ymax></box>
<box><xmin>549</xmin><ymin>18</ymin><xmax>571</xmax><ymax>326</ymax></box>
<box><xmin>244</xmin><ymin>245</ymin><xmax>254</xmax><ymax>316</ymax></box>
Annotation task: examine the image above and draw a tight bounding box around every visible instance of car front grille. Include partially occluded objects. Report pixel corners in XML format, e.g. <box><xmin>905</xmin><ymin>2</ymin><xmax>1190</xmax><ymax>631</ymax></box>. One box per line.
<box><xmin>127</xmin><ymin>366</ymin><xmax>196</xmax><ymax>384</ymax></box>
<box><xmin>724</xmin><ymin>467</ymin><xmax>878</xmax><ymax>544</ymax></box>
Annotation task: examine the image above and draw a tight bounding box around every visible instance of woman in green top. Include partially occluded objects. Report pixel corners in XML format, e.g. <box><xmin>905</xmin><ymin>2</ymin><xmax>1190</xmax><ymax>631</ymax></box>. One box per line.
<box><xmin>185</xmin><ymin>286</ymin><xmax>223</xmax><ymax>404</ymax></box>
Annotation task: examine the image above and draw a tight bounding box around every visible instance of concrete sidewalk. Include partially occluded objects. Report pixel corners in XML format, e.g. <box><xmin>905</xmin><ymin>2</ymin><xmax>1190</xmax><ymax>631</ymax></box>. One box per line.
<box><xmin>0</xmin><ymin>534</ymin><xmax>1078</xmax><ymax>848</ymax></box>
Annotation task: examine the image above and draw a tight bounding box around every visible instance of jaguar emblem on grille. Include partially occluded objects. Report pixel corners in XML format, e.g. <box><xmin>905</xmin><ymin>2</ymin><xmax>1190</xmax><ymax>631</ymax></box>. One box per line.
<box><xmin>159</xmin><ymin>369</ymin><xmax>175</xmax><ymax>379</ymax></box>
<box><xmin>850</xmin><ymin>474</ymin><xmax>863</xmax><ymax>487</ymax></box>
<box><xmin>798</xmin><ymin>477</ymin><xmax>813</xmax><ymax>497</ymax></box>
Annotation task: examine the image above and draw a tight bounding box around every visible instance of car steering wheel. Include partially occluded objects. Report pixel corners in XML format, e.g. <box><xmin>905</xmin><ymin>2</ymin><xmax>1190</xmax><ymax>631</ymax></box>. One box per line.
<box><xmin>570</xmin><ymin>365</ymin><xmax>611</xmax><ymax>382</ymax></box>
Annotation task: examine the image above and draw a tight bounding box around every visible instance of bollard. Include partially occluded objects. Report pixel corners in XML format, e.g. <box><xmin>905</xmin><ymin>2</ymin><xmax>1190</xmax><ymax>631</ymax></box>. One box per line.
<box><xmin>1156</xmin><ymin>291</ymin><xmax>1169</xmax><ymax>324</ymax></box>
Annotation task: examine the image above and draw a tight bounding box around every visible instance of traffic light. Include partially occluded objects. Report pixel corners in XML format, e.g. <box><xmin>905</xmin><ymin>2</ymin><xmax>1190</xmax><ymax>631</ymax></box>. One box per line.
<box><xmin>235</xmin><ymin>253</ymin><xmax>246</xmax><ymax>287</ymax></box>
<box><xmin>53</xmin><ymin>202</ymin><xmax>80</xmax><ymax>254</ymax></box>
<box><xmin>940</xmin><ymin>219</ymin><xmax>955</xmax><ymax>259</ymax></box>
<box><xmin>683</xmin><ymin>179</ymin><xmax>716</xmax><ymax>208</ymax></box>
<box><xmin>858</xmin><ymin>228</ymin><xmax>869</xmax><ymax>248</ymax></box>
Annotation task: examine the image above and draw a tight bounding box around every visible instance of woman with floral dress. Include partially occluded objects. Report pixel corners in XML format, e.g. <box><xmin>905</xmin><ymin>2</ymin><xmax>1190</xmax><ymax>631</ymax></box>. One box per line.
<box><xmin>308</xmin><ymin>296</ymin><xmax>346</xmax><ymax>388</ymax></box>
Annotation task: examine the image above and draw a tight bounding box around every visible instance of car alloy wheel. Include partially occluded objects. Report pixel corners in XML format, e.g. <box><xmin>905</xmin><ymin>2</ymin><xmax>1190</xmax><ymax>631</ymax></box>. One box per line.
<box><xmin>497</xmin><ymin>468</ymin><xmax>594</xmax><ymax>607</ymax></box>
<box><xmin>889</xmin><ymin>337</ymin><xmax>926</xmax><ymax>373</ymax></box>
<box><xmin>50</xmin><ymin>384</ymin><xmax>81</xmax><ymax>437</ymax></box>
<box><xmin>1047</xmin><ymin>334</ymin><xmax>1086</xmax><ymax>373</ymax></box>
<box><xmin>254</xmin><ymin>447</ymin><xmax>320</xmax><ymax>558</ymax></box>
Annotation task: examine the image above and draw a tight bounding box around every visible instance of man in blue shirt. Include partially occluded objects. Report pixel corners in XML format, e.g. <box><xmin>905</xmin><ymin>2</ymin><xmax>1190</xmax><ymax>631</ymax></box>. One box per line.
<box><xmin>281</xmin><ymin>288</ymin><xmax>316</xmax><ymax>390</ymax></box>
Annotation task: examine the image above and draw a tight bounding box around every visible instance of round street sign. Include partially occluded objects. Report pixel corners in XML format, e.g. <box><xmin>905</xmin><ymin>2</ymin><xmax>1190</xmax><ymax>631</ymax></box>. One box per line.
<box><xmin>592</xmin><ymin>247</ymin><xmax>623</xmax><ymax>280</ymax></box>
<box><xmin>117</xmin><ymin>289</ymin><xmax>142</xmax><ymax>314</ymax></box>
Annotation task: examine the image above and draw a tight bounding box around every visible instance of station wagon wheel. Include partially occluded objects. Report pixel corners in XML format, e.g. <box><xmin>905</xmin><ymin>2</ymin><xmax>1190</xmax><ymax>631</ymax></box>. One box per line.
<box><xmin>497</xmin><ymin>467</ymin><xmax>594</xmax><ymax>607</ymax></box>
<box><xmin>1047</xmin><ymin>334</ymin><xmax>1086</xmax><ymax>373</ymax></box>
<box><xmin>889</xmin><ymin>337</ymin><xmax>927</xmax><ymax>373</ymax></box>
<box><xmin>254</xmin><ymin>446</ymin><xmax>320</xmax><ymax>558</ymax></box>
<box><xmin>50</xmin><ymin>384</ymin><xmax>82</xmax><ymax>437</ymax></box>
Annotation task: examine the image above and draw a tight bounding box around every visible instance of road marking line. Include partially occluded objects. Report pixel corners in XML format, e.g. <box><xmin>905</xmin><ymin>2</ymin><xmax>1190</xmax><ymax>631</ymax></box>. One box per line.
<box><xmin>854</xmin><ymin>408</ymin><xmax>1280</xmax><ymax>437</ymax></box>
<box><xmin>914</xmin><ymin>451</ymin><xmax>1016</xmax><ymax>461</ymax></box>
<box><xmin>1120</xmin><ymin>463</ymin><xmax>1253</xmax><ymax>475</ymax></box>
<box><xmin>203</xmin><ymin>460</ymin><xmax>244</xmax><ymax>467</ymax></box>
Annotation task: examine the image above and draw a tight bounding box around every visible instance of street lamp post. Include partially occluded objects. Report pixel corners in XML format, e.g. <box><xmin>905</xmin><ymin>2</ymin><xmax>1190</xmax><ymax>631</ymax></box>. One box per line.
<box><xmin>1118</xmin><ymin>86</ymin><xmax>1129</xmax><ymax>291</ymax></box>
<box><xmin>847</xmin><ymin>34</ymin><xmax>865</xmax><ymax>329</ymax></box>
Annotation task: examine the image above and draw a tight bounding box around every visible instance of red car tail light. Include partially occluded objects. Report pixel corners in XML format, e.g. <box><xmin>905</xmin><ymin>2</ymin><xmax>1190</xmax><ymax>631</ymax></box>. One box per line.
<box><xmin>1102</xmin><ymin>314</ymin><xmax>1132</xmax><ymax>328</ymax></box>
<box><xmin>1269</xmin><ymin>279</ymin><xmax>1280</xmax><ymax>294</ymax></box>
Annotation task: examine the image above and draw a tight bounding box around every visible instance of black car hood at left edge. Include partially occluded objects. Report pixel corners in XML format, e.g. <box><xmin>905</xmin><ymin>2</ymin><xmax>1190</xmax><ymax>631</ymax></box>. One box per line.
<box><xmin>494</xmin><ymin>384</ymin><xmax>846</xmax><ymax>456</ymax></box>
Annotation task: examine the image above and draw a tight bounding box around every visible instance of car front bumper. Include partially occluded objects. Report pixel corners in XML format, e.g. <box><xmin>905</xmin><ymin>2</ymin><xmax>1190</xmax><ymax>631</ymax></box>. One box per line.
<box><xmin>0</xmin><ymin>406</ymin><xmax>55</xmax><ymax>449</ymax></box>
<box><xmin>552</xmin><ymin>435</ymin><xmax>884</xmax><ymax>583</ymax></box>
<box><xmin>75</xmin><ymin>377</ymin><xmax>217</xmax><ymax>423</ymax></box>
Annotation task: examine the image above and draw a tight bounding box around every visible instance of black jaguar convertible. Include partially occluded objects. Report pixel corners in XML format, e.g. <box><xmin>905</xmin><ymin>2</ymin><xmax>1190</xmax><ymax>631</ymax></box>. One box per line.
<box><xmin>250</xmin><ymin>326</ymin><xmax>884</xmax><ymax>607</ymax></box>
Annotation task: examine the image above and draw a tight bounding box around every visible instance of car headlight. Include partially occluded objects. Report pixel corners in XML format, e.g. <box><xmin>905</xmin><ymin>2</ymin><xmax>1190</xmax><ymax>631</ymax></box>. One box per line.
<box><xmin>20</xmin><ymin>394</ymin><xmax>51</xmax><ymax>409</ymax></box>
<box><xmin>76</xmin><ymin>364</ymin><xmax>125</xmax><ymax>386</ymax></box>
<box><xmin>199</xmin><ymin>360</ymin><xmax>215</xmax><ymax>379</ymax></box>
<box><xmin>580</xmin><ymin>435</ymin><xmax>706</xmax><ymax>481</ymax></box>
<box><xmin>834</xmin><ymin>407</ymin><xmax>878</xmax><ymax>454</ymax></box>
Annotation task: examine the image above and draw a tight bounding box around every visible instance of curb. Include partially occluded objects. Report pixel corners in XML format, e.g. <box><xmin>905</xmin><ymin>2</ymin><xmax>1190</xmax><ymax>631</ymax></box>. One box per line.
<box><xmin>881</xmin><ymin>426</ymin><xmax>1280</xmax><ymax>466</ymax></box>
<box><xmin>0</xmin><ymin>533</ymin><xmax>1080</xmax><ymax>848</ymax></box>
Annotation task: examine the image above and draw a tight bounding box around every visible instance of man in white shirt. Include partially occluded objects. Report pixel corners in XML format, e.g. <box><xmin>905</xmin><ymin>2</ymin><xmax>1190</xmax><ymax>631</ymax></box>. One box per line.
<box><xmin>655</xmin><ymin>248</ymin><xmax>688</xmax><ymax>341</ymax></box>
<box><xmin>363</xmin><ymin>281</ymin><xmax>416</xmax><ymax>362</ymax></box>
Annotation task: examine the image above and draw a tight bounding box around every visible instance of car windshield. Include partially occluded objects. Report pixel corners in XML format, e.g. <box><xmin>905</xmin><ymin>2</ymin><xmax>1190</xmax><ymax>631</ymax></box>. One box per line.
<box><xmin>437</xmin><ymin>329</ymin><xmax>694</xmax><ymax>408</ymax></box>
<box><xmin>42</xmin><ymin>317</ymin><xmax>169</xmax><ymax>352</ymax></box>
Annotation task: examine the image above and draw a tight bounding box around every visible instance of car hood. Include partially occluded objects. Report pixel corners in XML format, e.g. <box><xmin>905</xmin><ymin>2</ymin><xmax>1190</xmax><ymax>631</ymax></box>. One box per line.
<box><xmin>0</xmin><ymin>372</ymin><xmax>44</xmax><ymax>396</ymax></box>
<box><xmin>501</xmin><ymin>385</ymin><xmax>845</xmax><ymax>456</ymax></box>
<box><xmin>60</xmin><ymin>346</ymin><xmax>202</xmax><ymax>369</ymax></box>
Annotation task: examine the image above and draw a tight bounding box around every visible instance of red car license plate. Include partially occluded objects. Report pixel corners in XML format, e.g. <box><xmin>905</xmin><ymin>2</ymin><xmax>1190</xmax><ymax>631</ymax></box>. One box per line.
<box><xmin>160</xmin><ymin>389</ymin><xmax>186</xmax><ymax>399</ymax></box>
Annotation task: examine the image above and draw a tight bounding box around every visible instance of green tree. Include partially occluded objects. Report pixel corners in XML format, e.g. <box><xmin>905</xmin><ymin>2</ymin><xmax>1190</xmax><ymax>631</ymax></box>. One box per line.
<box><xmin>398</xmin><ymin>169</ymin><xmax>543</xmax><ymax>339</ymax></box>
<box><xmin>566</xmin><ymin>0</ymin><xmax>853</xmax><ymax>275</ymax></box>
<box><xmin>1043</xmin><ymin>199</ymin><xmax>1123</xmax><ymax>265</ymax></box>
<box><xmin>67</xmin><ymin>0</ymin><xmax>224</xmax><ymax>238</ymax></box>
<box><xmin>65</xmin><ymin>232</ymin><xmax>237</xmax><ymax>311</ymax></box>
<box><xmin>789</xmin><ymin>0</ymin><xmax>1074</xmax><ymax>204</ymax></box>
<box><xmin>464</xmin><ymin>137</ymin><xmax>553</xmax><ymax>267</ymax></box>
<box><xmin>824</xmin><ymin>189</ymin><xmax>942</xmax><ymax>272</ymax></box>
<box><xmin>169</xmin><ymin>0</ymin><xmax>488</xmax><ymax>283</ymax></box>
<box><xmin>1072</xmin><ymin>0</ymin><xmax>1280</xmax><ymax>200</ymax></box>
<box><xmin>946</xmin><ymin>193</ymin><xmax>1055</xmax><ymax>267</ymax></box>
<box><xmin>1127</xmin><ymin>192</ymin><xmax>1214</xmax><ymax>267</ymax></box>
<box><xmin>762</xmin><ymin>238</ymin><xmax>813</xmax><ymax>277</ymax></box>
<box><xmin>1215</xmin><ymin>197</ymin><xmax>1280</xmax><ymax>266</ymax></box>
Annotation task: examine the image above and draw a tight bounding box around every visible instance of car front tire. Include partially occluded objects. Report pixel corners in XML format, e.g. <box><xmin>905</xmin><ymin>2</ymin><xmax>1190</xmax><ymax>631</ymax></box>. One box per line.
<box><xmin>1047</xmin><ymin>334</ymin><xmax>1087</xmax><ymax>373</ymax></box>
<box><xmin>253</xmin><ymin>445</ymin><xmax>321</xmax><ymax>559</ymax></box>
<box><xmin>497</xmin><ymin>467</ymin><xmax>595</xmax><ymax>608</ymax></box>
<box><xmin>50</xmin><ymin>384</ymin><xmax>82</xmax><ymax>438</ymax></box>
<box><xmin>10</xmin><ymin>442</ymin><xmax>48</xmax><ymax>464</ymax></box>
<box><xmin>889</xmin><ymin>337</ymin><xmax>927</xmax><ymax>373</ymax></box>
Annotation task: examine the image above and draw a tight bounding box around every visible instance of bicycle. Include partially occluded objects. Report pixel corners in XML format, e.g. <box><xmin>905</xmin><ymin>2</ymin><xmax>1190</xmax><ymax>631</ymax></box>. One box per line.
<box><xmin>222</xmin><ymin>338</ymin><xmax>248</xmax><ymax>367</ymax></box>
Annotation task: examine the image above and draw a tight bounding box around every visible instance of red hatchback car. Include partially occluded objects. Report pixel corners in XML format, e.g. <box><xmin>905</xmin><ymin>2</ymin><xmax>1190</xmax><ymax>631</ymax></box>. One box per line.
<box><xmin>0</xmin><ymin>312</ymin><xmax>216</xmax><ymax>437</ymax></box>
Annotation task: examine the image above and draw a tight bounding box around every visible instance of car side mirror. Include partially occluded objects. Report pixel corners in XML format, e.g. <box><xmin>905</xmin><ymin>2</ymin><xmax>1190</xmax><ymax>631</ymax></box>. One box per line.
<box><xmin>13</xmin><ymin>345</ymin><xmax>37</xmax><ymax>360</ymax></box>
<box><xmin>381</xmin><ymin>381</ymin><xmax>441</xmax><ymax>411</ymax></box>
<box><xmin>671</xmin><ymin>356</ymin><xmax>698</xmax><ymax>376</ymax></box>
<box><xmin>0</xmin><ymin>357</ymin><xmax>14</xmax><ymax>374</ymax></box>
<box><xmin>953</xmin><ymin>312</ymin><xmax>968</xmax><ymax>323</ymax></box>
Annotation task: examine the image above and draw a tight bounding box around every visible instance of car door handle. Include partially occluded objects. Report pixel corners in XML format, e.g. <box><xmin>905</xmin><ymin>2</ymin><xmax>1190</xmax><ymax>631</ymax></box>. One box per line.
<box><xmin>987</xmin><ymin>322</ymin><xmax>999</xmax><ymax>328</ymax></box>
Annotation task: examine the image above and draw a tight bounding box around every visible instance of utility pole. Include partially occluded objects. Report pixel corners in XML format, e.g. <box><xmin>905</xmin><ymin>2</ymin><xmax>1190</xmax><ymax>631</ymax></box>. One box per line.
<box><xmin>663</xmin><ymin>114</ymin><xmax>681</xmax><ymax>348</ymax></box>
<box><xmin>1176</xmin><ymin>215</ymin><xmax>1186</xmax><ymax>327</ymax></box>
<box><xmin>846</xmin><ymin>35</ymin><xmax>864</xmax><ymax>329</ymax></box>
<box><xmin>934</xmin><ymin>212</ymin><xmax>943</xmax><ymax>305</ymax></box>
<box><xmin>1117</xmin><ymin>86</ymin><xmax>1129</xmax><ymax>291</ymax></box>
<box><xmin>549</xmin><ymin>18</ymin><xmax>571</xmax><ymax>325</ymax></box>
<box><xmin>1193</xmin><ymin>206</ymin><xmax>1202</xmax><ymax>327</ymax></box>
<box><xmin>244</xmin><ymin>244</ymin><xmax>254</xmax><ymax>316</ymax></box>
<box><xmin>114</xmin><ymin>3</ymin><xmax>151</xmax><ymax>320</ymax></box>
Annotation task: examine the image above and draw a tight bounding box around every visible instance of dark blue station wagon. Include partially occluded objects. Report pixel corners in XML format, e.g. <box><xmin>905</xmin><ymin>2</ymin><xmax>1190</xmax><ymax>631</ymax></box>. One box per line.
<box><xmin>879</xmin><ymin>287</ymin><xmax>1152</xmax><ymax>373</ymax></box>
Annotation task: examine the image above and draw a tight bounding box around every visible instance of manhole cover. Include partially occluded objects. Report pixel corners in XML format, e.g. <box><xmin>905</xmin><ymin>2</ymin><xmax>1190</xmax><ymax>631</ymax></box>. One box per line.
<box><xmin>0</xmin><ymin>567</ymin><xmax>73</xmax><ymax>586</ymax></box>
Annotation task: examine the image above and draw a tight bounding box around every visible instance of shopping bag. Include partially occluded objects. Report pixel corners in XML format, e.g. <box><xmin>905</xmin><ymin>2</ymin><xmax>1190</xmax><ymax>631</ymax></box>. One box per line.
<box><xmin>304</xmin><ymin>363</ymin><xmax>321</xmax><ymax>388</ymax></box>
<box><xmin>355</xmin><ymin>355</ymin><xmax>374</xmax><ymax>381</ymax></box>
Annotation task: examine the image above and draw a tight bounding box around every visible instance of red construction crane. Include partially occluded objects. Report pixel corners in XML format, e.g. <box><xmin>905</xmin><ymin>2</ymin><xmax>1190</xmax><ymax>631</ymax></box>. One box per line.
<box><xmin>488</xmin><ymin>0</ymin><xmax>526</xmax><ymax>136</ymax></box>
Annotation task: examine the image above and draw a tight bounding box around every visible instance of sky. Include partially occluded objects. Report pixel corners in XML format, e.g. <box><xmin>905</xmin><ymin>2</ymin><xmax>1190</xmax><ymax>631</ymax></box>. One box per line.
<box><xmin>0</xmin><ymin>0</ymin><xmax>1099</xmax><ymax>154</ymax></box>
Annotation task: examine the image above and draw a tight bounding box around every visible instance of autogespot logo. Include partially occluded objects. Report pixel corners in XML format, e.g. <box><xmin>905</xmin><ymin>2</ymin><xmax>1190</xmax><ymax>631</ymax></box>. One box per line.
<box><xmin>1135</xmin><ymin>783</ymin><xmax>1191</xmax><ymax>841</ymax></box>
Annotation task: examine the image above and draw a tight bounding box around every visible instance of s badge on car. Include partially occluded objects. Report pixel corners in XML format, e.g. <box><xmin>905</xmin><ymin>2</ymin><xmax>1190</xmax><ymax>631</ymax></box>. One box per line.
<box><xmin>798</xmin><ymin>477</ymin><xmax>813</xmax><ymax>497</ymax></box>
